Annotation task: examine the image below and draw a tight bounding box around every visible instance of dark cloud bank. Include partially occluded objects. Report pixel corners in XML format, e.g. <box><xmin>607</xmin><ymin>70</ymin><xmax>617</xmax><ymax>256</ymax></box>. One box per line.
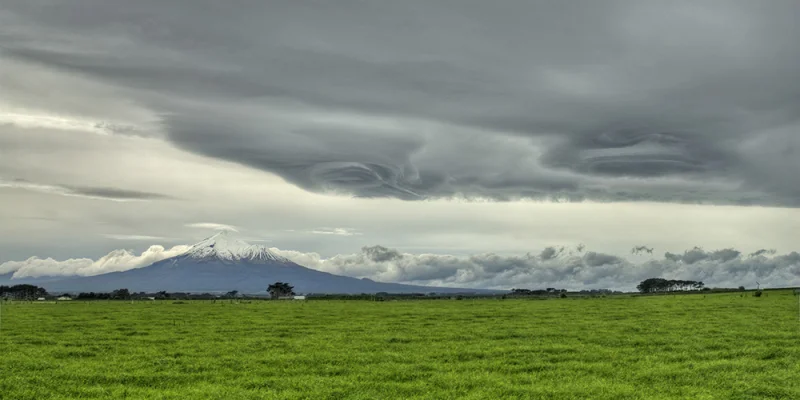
<box><xmin>3</xmin><ymin>1</ymin><xmax>800</xmax><ymax>205</ymax></box>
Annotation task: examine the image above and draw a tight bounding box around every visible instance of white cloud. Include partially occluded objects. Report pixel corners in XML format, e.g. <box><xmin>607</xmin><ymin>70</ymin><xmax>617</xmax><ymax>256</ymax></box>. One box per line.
<box><xmin>0</xmin><ymin>178</ymin><xmax>137</xmax><ymax>202</ymax></box>
<box><xmin>0</xmin><ymin>245</ymin><xmax>190</xmax><ymax>279</ymax></box>
<box><xmin>185</xmin><ymin>222</ymin><xmax>239</xmax><ymax>232</ymax></box>
<box><xmin>0</xmin><ymin>110</ymin><xmax>140</xmax><ymax>136</ymax></box>
<box><xmin>0</xmin><ymin>178</ymin><xmax>71</xmax><ymax>196</ymax></box>
<box><xmin>309</xmin><ymin>228</ymin><xmax>362</xmax><ymax>236</ymax></box>
<box><xmin>103</xmin><ymin>234</ymin><xmax>169</xmax><ymax>241</ymax></box>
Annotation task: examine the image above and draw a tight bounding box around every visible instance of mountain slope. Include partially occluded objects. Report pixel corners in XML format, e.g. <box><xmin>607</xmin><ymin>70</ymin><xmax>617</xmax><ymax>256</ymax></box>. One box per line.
<box><xmin>42</xmin><ymin>232</ymin><xmax>491</xmax><ymax>294</ymax></box>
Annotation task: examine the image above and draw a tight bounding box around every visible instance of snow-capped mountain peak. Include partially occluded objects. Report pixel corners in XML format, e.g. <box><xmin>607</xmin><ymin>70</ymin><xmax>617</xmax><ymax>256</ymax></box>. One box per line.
<box><xmin>182</xmin><ymin>231</ymin><xmax>289</xmax><ymax>263</ymax></box>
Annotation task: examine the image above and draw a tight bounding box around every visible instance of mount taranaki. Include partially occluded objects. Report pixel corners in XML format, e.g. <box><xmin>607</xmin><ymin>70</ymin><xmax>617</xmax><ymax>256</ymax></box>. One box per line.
<box><xmin>24</xmin><ymin>232</ymin><xmax>488</xmax><ymax>294</ymax></box>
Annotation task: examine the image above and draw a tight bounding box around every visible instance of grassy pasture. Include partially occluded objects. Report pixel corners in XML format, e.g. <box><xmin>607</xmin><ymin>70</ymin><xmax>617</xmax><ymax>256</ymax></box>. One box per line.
<box><xmin>1</xmin><ymin>291</ymin><xmax>798</xmax><ymax>399</ymax></box>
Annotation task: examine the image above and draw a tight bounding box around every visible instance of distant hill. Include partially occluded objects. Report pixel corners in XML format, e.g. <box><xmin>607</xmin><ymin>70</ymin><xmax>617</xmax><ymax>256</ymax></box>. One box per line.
<box><xmin>33</xmin><ymin>231</ymin><xmax>495</xmax><ymax>294</ymax></box>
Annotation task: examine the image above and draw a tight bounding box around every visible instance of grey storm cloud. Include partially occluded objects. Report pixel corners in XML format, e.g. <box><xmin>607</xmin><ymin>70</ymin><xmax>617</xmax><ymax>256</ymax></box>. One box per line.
<box><xmin>362</xmin><ymin>245</ymin><xmax>404</xmax><ymax>263</ymax></box>
<box><xmin>749</xmin><ymin>249</ymin><xmax>778</xmax><ymax>258</ymax></box>
<box><xmin>665</xmin><ymin>247</ymin><xmax>743</xmax><ymax>264</ymax></box>
<box><xmin>539</xmin><ymin>247</ymin><xmax>564</xmax><ymax>261</ymax></box>
<box><xmin>631</xmin><ymin>246</ymin><xmax>654</xmax><ymax>255</ymax></box>
<box><xmin>3</xmin><ymin>1</ymin><xmax>800</xmax><ymax>205</ymax></box>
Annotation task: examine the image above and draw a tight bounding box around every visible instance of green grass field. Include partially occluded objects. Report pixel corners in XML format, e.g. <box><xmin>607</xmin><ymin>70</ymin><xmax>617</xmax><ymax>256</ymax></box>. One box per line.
<box><xmin>1</xmin><ymin>291</ymin><xmax>798</xmax><ymax>399</ymax></box>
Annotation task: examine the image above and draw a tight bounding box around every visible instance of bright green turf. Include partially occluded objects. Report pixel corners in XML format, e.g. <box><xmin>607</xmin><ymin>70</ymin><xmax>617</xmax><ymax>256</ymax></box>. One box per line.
<box><xmin>1</xmin><ymin>291</ymin><xmax>798</xmax><ymax>399</ymax></box>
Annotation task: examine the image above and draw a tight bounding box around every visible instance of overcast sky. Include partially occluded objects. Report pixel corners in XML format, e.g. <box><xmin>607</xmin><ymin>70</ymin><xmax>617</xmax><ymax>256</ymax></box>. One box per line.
<box><xmin>2</xmin><ymin>1</ymin><xmax>799</xmax><ymax>289</ymax></box>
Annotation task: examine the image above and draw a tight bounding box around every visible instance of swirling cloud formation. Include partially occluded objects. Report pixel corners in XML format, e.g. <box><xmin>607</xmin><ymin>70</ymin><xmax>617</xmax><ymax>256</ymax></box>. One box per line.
<box><xmin>3</xmin><ymin>1</ymin><xmax>800</xmax><ymax>205</ymax></box>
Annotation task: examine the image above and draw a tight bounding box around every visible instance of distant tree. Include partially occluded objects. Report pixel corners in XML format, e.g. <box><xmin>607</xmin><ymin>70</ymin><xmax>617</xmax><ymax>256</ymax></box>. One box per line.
<box><xmin>738</xmin><ymin>286</ymin><xmax>746</xmax><ymax>291</ymax></box>
<box><xmin>637</xmin><ymin>278</ymin><xmax>704</xmax><ymax>293</ymax></box>
<box><xmin>267</xmin><ymin>282</ymin><xmax>295</xmax><ymax>299</ymax></box>
<box><xmin>225</xmin><ymin>290</ymin><xmax>239</xmax><ymax>298</ymax></box>
<box><xmin>111</xmin><ymin>288</ymin><xmax>131</xmax><ymax>300</ymax></box>
<box><xmin>510</xmin><ymin>288</ymin><xmax>556</xmax><ymax>296</ymax></box>
<box><xmin>0</xmin><ymin>284</ymin><xmax>48</xmax><ymax>300</ymax></box>
<box><xmin>753</xmin><ymin>290</ymin><xmax>763</xmax><ymax>297</ymax></box>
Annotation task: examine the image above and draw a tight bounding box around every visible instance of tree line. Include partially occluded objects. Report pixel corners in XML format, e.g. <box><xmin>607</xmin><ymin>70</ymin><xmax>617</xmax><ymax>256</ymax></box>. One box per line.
<box><xmin>4</xmin><ymin>280</ymin><xmax>741</xmax><ymax>301</ymax></box>
<box><xmin>69</xmin><ymin>282</ymin><xmax>296</xmax><ymax>300</ymax></box>
<box><xmin>510</xmin><ymin>288</ymin><xmax>567</xmax><ymax>296</ymax></box>
<box><xmin>76</xmin><ymin>289</ymin><xmax>132</xmax><ymax>300</ymax></box>
<box><xmin>1</xmin><ymin>284</ymin><xmax>49</xmax><ymax>300</ymax></box>
<box><xmin>636</xmin><ymin>278</ymin><xmax>704</xmax><ymax>293</ymax></box>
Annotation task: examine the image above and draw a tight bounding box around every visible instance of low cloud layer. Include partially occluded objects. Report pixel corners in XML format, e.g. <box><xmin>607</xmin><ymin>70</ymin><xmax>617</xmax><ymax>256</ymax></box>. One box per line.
<box><xmin>6</xmin><ymin>242</ymin><xmax>792</xmax><ymax>292</ymax></box>
<box><xmin>3</xmin><ymin>1</ymin><xmax>800</xmax><ymax>206</ymax></box>
<box><xmin>0</xmin><ymin>245</ymin><xmax>190</xmax><ymax>279</ymax></box>
<box><xmin>2</xmin><ymin>242</ymin><xmax>796</xmax><ymax>290</ymax></box>
<box><xmin>275</xmin><ymin>246</ymin><xmax>800</xmax><ymax>291</ymax></box>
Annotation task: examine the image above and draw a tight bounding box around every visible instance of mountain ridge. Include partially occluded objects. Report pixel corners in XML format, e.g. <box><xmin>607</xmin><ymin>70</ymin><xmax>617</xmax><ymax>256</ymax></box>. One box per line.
<box><xmin>21</xmin><ymin>232</ymin><xmax>496</xmax><ymax>294</ymax></box>
<box><xmin>177</xmin><ymin>230</ymin><xmax>290</xmax><ymax>264</ymax></box>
